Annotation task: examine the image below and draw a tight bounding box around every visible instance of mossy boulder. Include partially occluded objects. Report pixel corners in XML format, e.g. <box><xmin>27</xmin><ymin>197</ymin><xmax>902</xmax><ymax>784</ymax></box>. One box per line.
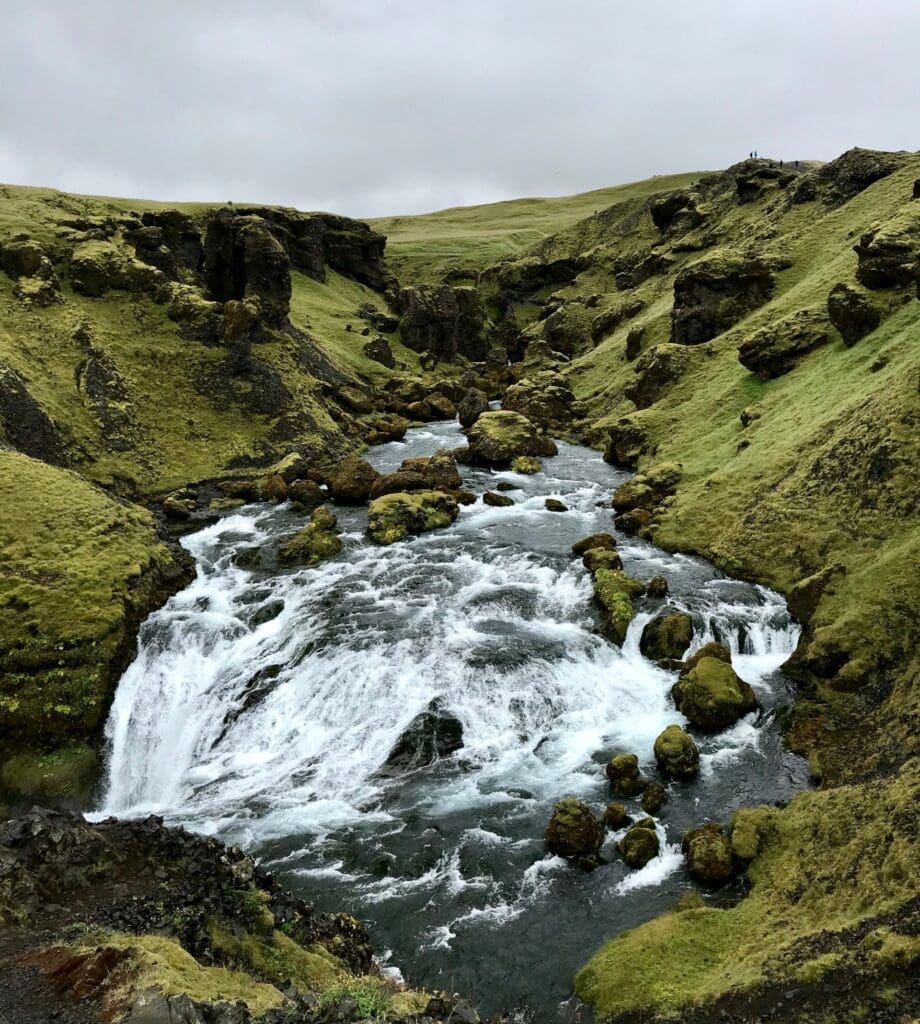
<box><xmin>641</xmin><ymin>781</ymin><xmax>668</xmax><ymax>815</ymax></box>
<box><xmin>511</xmin><ymin>455</ymin><xmax>541</xmax><ymax>474</ymax></box>
<box><xmin>328</xmin><ymin>455</ymin><xmax>381</xmax><ymax>504</ymax></box>
<box><xmin>398</xmin><ymin>284</ymin><xmax>491</xmax><ymax>361</ymax></box>
<box><xmin>545</xmin><ymin>798</ymin><xmax>604</xmax><ymax>860</ymax></box>
<box><xmin>582</xmin><ymin>547</ymin><xmax>623</xmax><ymax>574</ymax></box>
<box><xmin>612</xmin><ymin>478</ymin><xmax>658</xmax><ymax>513</ymax></box>
<box><xmin>367</xmin><ymin>490</ymin><xmax>459</xmax><ymax>545</ymax></box>
<box><xmin>682</xmin><ymin>822</ymin><xmax>735</xmax><ymax>883</ymax></box>
<box><xmin>370</xmin><ymin>450</ymin><xmax>462</xmax><ymax>498</ymax></box>
<box><xmin>618</xmin><ymin>824</ymin><xmax>660</xmax><ymax>869</ymax></box>
<box><xmin>738</xmin><ymin>309</ymin><xmax>830</xmax><ymax>380</ymax></box>
<box><xmin>545</xmin><ymin>498</ymin><xmax>568</xmax><ymax>512</ymax></box>
<box><xmin>672</xmin><ymin>656</ymin><xmax>758</xmax><ymax>731</ymax></box>
<box><xmin>458</xmin><ymin>388</ymin><xmax>490</xmax><ymax>427</ymax></box>
<box><xmin>278</xmin><ymin>507</ymin><xmax>342</xmax><ymax>567</ymax></box>
<box><xmin>572</xmin><ymin>533</ymin><xmax>617</xmax><ymax>556</ymax></box>
<box><xmin>606</xmin><ymin>753</ymin><xmax>647</xmax><ymax>797</ymax></box>
<box><xmin>604</xmin><ymin>802</ymin><xmax>631</xmax><ymax>829</ymax></box>
<box><xmin>502</xmin><ymin>372</ymin><xmax>579</xmax><ymax>430</ymax></box>
<box><xmin>730</xmin><ymin>805</ymin><xmax>777</xmax><ymax>861</ymax></box>
<box><xmin>465</xmin><ymin>410</ymin><xmax>557</xmax><ymax>466</ymax></box>
<box><xmin>483</xmin><ymin>491</ymin><xmax>514</xmax><ymax>507</ymax></box>
<box><xmin>681</xmin><ymin>642</ymin><xmax>732</xmax><ymax>676</ymax></box>
<box><xmin>827</xmin><ymin>283</ymin><xmax>881</xmax><ymax>346</ymax></box>
<box><xmin>640</xmin><ymin>612</ymin><xmax>694</xmax><ymax>662</ymax></box>
<box><xmin>646</xmin><ymin>575</ymin><xmax>669</xmax><ymax>598</ymax></box>
<box><xmin>625</xmin><ymin>344</ymin><xmax>694</xmax><ymax>410</ymax></box>
<box><xmin>653</xmin><ymin>725</ymin><xmax>700</xmax><ymax>780</ymax></box>
<box><xmin>287</xmin><ymin>478</ymin><xmax>325</xmax><ymax>510</ymax></box>
<box><xmin>593</xmin><ymin>569</ymin><xmax>644</xmax><ymax>645</ymax></box>
<box><xmin>71</xmin><ymin>240</ymin><xmax>165</xmax><ymax>298</ymax></box>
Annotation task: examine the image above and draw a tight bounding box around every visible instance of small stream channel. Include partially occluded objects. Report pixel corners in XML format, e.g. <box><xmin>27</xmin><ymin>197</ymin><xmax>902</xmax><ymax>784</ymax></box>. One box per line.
<box><xmin>95</xmin><ymin>418</ymin><xmax>807</xmax><ymax>1020</ymax></box>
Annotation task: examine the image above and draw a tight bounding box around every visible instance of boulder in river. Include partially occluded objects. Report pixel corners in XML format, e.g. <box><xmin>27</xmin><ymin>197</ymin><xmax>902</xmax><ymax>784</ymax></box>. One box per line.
<box><xmin>640</xmin><ymin>611</ymin><xmax>694</xmax><ymax>663</ymax></box>
<box><xmin>544</xmin><ymin>498</ymin><xmax>568</xmax><ymax>512</ymax></box>
<box><xmin>572</xmin><ymin>533</ymin><xmax>617</xmax><ymax>556</ymax></box>
<box><xmin>383</xmin><ymin>703</ymin><xmax>464</xmax><ymax>771</ymax></box>
<box><xmin>545</xmin><ymin>798</ymin><xmax>604</xmax><ymax>862</ymax></box>
<box><xmin>277</xmin><ymin>506</ymin><xmax>342</xmax><ymax>567</ymax></box>
<box><xmin>604</xmin><ymin>802</ymin><xmax>631</xmax><ymax>829</ymax></box>
<box><xmin>582</xmin><ymin>548</ymin><xmax>623</xmax><ymax>574</ymax></box>
<box><xmin>605</xmin><ymin>753</ymin><xmax>648</xmax><ymax>797</ymax></box>
<box><xmin>682</xmin><ymin>822</ymin><xmax>735</xmax><ymax>883</ymax></box>
<box><xmin>371</xmin><ymin>449</ymin><xmax>463</xmax><ymax>498</ymax></box>
<box><xmin>458</xmin><ymin>388</ymin><xmax>490</xmax><ymax>428</ymax></box>
<box><xmin>681</xmin><ymin>642</ymin><xmax>732</xmax><ymax>675</ymax></box>
<box><xmin>465</xmin><ymin>410</ymin><xmax>557</xmax><ymax>466</ymax></box>
<box><xmin>367</xmin><ymin>490</ymin><xmax>459</xmax><ymax>545</ymax></box>
<box><xmin>328</xmin><ymin>455</ymin><xmax>381</xmax><ymax>504</ymax></box>
<box><xmin>617</xmin><ymin>823</ymin><xmax>660</xmax><ymax>869</ymax></box>
<box><xmin>672</xmin><ymin>656</ymin><xmax>758</xmax><ymax>731</ymax></box>
<box><xmin>640</xmin><ymin>781</ymin><xmax>668</xmax><ymax>815</ymax></box>
<box><xmin>592</xmin><ymin>569</ymin><xmax>644</xmax><ymax>645</ymax></box>
<box><xmin>483</xmin><ymin>491</ymin><xmax>514</xmax><ymax>507</ymax></box>
<box><xmin>653</xmin><ymin>724</ymin><xmax>700</xmax><ymax>780</ymax></box>
<box><xmin>646</xmin><ymin>575</ymin><xmax>669</xmax><ymax>598</ymax></box>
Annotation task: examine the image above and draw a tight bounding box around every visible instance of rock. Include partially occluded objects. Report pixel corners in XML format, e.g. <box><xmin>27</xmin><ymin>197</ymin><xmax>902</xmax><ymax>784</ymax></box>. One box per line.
<box><xmin>582</xmin><ymin>548</ymin><xmax>623</xmax><ymax>574</ymax></box>
<box><xmin>614</xmin><ymin>250</ymin><xmax>676</xmax><ymax>290</ymax></box>
<box><xmin>787</xmin><ymin>563</ymin><xmax>847</xmax><ymax>624</ymax></box>
<box><xmin>465</xmin><ymin>410</ymin><xmax>558</xmax><ymax>466</ymax></box>
<box><xmin>458</xmin><ymin>388</ymin><xmax>490</xmax><ymax>427</ymax></box>
<box><xmin>545</xmin><ymin>498</ymin><xmax>568</xmax><ymax>512</ymax></box>
<box><xmin>681</xmin><ymin>642</ymin><xmax>733</xmax><ymax>676</ymax></box>
<box><xmin>383</xmin><ymin>703</ymin><xmax>464</xmax><ymax>770</ymax></box>
<box><xmin>545</xmin><ymin>798</ymin><xmax>604</xmax><ymax>860</ymax></box>
<box><xmin>671</xmin><ymin>656</ymin><xmax>758</xmax><ymax>731</ymax></box>
<box><xmin>617</xmin><ymin>824</ymin><xmax>660</xmax><ymax>869</ymax></box>
<box><xmin>604</xmin><ymin>802</ymin><xmax>631</xmax><ymax>829</ymax></box>
<box><xmin>653</xmin><ymin>724</ymin><xmax>700</xmax><ymax>780</ymax></box>
<box><xmin>738</xmin><ymin>309</ymin><xmax>829</xmax><ymax>379</ymax></box>
<box><xmin>71</xmin><ymin>240</ymin><xmax>164</xmax><ymax>298</ymax></box>
<box><xmin>603</xmin><ymin>418</ymin><xmax>649</xmax><ymax>469</ymax></box>
<box><xmin>614</xmin><ymin>508</ymin><xmax>653</xmax><ymax>536</ymax></box>
<box><xmin>502</xmin><ymin>372</ymin><xmax>579</xmax><ymax>430</ymax></box>
<box><xmin>671</xmin><ymin>252</ymin><xmax>774</xmax><ymax>345</ymax></box>
<box><xmin>641</xmin><ymin>782</ymin><xmax>668</xmax><ymax>815</ymax></box>
<box><xmin>640</xmin><ymin>612</ymin><xmax>694</xmax><ymax>662</ymax></box>
<box><xmin>287</xmin><ymin>478</ymin><xmax>324</xmax><ymax>510</ymax></box>
<box><xmin>605</xmin><ymin>753</ymin><xmax>647</xmax><ymax>797</ymax></box>
<box><xmin>398</xmin><ymin>284</ymin><xmax>491</xmax><ymax>361</ymax></box>
<box><xmin>625</xmin><ymin>344</ymin><xmax>694</xmax><ymax>409</ymax></box>
<box><xmin>682</xmin><ymin>822</ymin><xmax>735</xmax><ymax>883</ymax></box>
<box><xmin>328</xmin><ymin>455</ymin><xmax>381</xmax><ymax>504</ymax></box>
<box><xmin>646</xmin><ymin>575</ymin><xmax>668</xmax><ymax>598</ymax></box>
<box><xmin>406</xmin><ymin>399</ymin><xmax>434</xmax><ymax>420</ymax></box>
<box><xmin>367</xmin><ymin>490</ymin><xmax>459</xmax><ymax>545</ymax></box>
<box><xmin>427</xmin><ymin>393</ymin><xmax>458</xmax><ymax>419</ymax></box>
<box><xmin>790</xmin><ymin>147</ymin><xmax>904</xmax><ymax>207</ymax></box>
<box><xmin>572</xmin><ymin>533</ymin><xmax>617</xmax><ymax>556</ymax></box>
<box><xmin>740</xmin><ymin>406</ymin><xmax>762</xmax><ymax>428</ymax></box>
<box><xmin>591</xmin><ymin>297</ymin><xmax>645</xmax><ymax>342</ymax></box>
<box><xmin>827</xmin><ymin>283</ymin><xmax>881</xmax><ymax>346</ymax></box>
<box><xmin>650</xmin><ymin>189</ymin><xmax>700</xmax><ymax>233</ymax></box>
<box><xmin>511</xmin><ymin>455</ymin><xmax>541</xmax><ymax>474</ymax></box>
<box><xmin>612</xmin><ymin>478</ymin><xmax>658</xmax><ymax>513</ymax></box>
<box><xmin>356</xmin><ymin>303</ymin><xmax>399</xmax><ymax>334</ymax></box>
<box><xmin>397</xmin><ymin>449</ymin><xmax>463</xmax><ymax>491</ymax></box>
<box><xmin>593</xmin><ymin>569</ymin><xmax>644</xmax><ymax>645</ymax></box>
<box><xmin>362</xmin><ymin>336</ymin><xmax>396</xmax><ymax>368</ymax></box>
<box><xmin>162</xmin><ymin>493</ymin><xmax>196</xmax><ymax>520</ymax></box>
<box><xmin>278</xmin><ymin>507</ymin><xmax>342</xmax><ymax>567</ymax></box>
<box><xmin>483</xmin><ymin>491</ymin><xmax>514</xmax><ymax>507</ymax></box>
<box><xmin>259</xmin><ymin>474</ymin><xmax>288</xmax><ymax>501</ymax></box>
<box><xmin>542</xmin><ymin>302</ymin><xmax>593</xmax><ymax>356</ymax></box>
<box><xmin>625</xmin><ymin>325</ymin><xmax>645</xmax><ymax>361</ymax></box>
<box><xmin>1</xmin><ymin>236</ymin><xmax>48</xmax><ymax>278</ymax></box>
<box><xmin>854</xmin><ymin>211</ymin><xmax>920</xmax><ymax>290</ymax></box>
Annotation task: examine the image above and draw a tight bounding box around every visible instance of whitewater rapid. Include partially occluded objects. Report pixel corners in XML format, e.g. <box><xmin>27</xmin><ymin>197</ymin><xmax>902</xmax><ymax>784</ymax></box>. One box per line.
<box><xmin>96</xmin><ymin>418</ymin><xmax>806</xmax><ymax>1018</ymax></box>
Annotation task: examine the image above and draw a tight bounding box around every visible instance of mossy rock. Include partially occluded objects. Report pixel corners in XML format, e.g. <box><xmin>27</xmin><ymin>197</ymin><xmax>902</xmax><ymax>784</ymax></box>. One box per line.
<box><xmin>681</xmin><ymin>642</ymin><xmax>732</xmax><ymax>676</ymax></box>
<box><xmin>730</xmin><ymin>805</ymin><xmax>777</xmax><ymax>861</ymax></box>
<box><xmin>545</xmin><ymin>498</ymin><xmax>568</xmax><ymax>512</ymax></box>
<box><xmin>483</xmin><ymin>491</ymin><xmax>514</xmax><ymax>507</ymax></box>
<box><xmin>572</xmin><ymin>533</ymin><xmax>617</xmax><ymax>556</ymax></box>
<box><xmin>605</xmin><ymin>753</ymin><xmax>647</xmax><ymax>797</ymax></box>
<box><xmin>604</xmin><ymin>802</ymin><xmax>631</xmax><ymax>829</ymax></box>
<box><xmin>641</xmin><ymin>781</ymin><xmax>668</xmax><ymax>815</ymax></box>
<box><xmin>640</xmin><ymin>611</ymin><xmax>694</xmax><ymax>663</ymax></box>
<box><xmin>646</xmin><ymin>575</ymin><xmax>669</xmax><ymax>598</ymax></box>
<box><xmin>511</xmin><ymin>455</ymin><xmax>542</xmax><ymax>474</ymax></box>
<box><xmin>653</xmin><ymin>724</ymin><xmax>700</xmax><ymax>781</ymax></box>
<box><xmin>618</xmin><ymin>825</ymin><xmax>660</xmax><ymax>869</ymax></box>
<box><xmin>582</xmin><ymin>547</ymin><xmax>623</xmax><ymax>574</ymax></box>
<box><xmin>672</xmin><ymin>656</ymin><xmax>758</xmax><ymax>731</ymax></box>
<box><xmin>612</xmin><ymin>478</ymin><xmax>658</xmax><ymax>513</ymax></box>
<box><xmin>0</xmin><ymin>742</ymin><xmax>98</xmax><ymax>801</ymax></box>
<box><xmin>592</xmin><ymin>569</ymin><xmax>644</xmax><ymax>645</ymax></box>
<box><xmin>465</xmin><ymin>410</ymin><xmax>558</xmax><ymax>466</ymax></box>
<box><xmin>328</xmin><ymin>456</ymin><xmax>381</xmax><ymax>504</ymax></box>
<box><xmin>545</xmin><ymin>797</ymin><xmax>604</xmax><ymax>860</ymax></box>
<box><xmin>367</xmin><ymin>490</ymin><xmax>459</xmax><ymax>545</ymax></box>
<box><xmin>278</xmin><ymin>507</ymin><xmax>342</xmax><ymax>567</ymax></box>
<box><xmin>682</xmin><ymin>822</ymin><xmax>735</xmax><ymax>883</ymax></box>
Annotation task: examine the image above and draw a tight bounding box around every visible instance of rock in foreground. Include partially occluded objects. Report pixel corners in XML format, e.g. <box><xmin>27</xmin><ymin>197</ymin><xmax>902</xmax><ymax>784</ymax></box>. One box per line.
<box><xmin>672</xmin><ymin>656</ymin><xmax>758</xmax><ymax>731</ymax></box>
<box><xmin>367</xmin><ymin>490</ymin><xmax>459</xmax><ymax>544</ymax></box>
<box><xmin>545</xmin><ymin>798</ymin><xmax>605</xmax><ymax>863</ymax></box>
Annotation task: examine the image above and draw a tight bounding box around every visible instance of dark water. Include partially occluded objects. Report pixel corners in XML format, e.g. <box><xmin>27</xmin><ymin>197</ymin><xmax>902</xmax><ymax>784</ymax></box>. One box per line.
<box><xmin>98</xmin><ymin>419</ymin><xmax>807</xmax><ymax>1020</ymax></box>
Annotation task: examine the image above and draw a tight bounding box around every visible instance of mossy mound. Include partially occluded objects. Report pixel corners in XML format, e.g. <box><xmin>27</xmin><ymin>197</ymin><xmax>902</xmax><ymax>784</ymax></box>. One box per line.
<box><xmin>465</xmin><ymin>410</ymin><xmax>558</xmax><ymax>466</ymax></box>
<box><xmin>653</xmin><ymin>724</ymin><xmax>700</xmax><ymax>781</ymax></box>
<box><xmin>367</xmin><ymin>490</ymin><xmax>459</xmax><ymax>545</ymax></box>
<box><xmin>592</xmin><ymin>569</ymin><xmax>644</xmax><ymax>645</ymax></box>
<box><xmin>639</xmin><ymin>611</ymin><xmax>694</xmax><ymax>662</ymax></box>
<box><xmin>545</xmin><ymin>797</ymin><xmax>604</xmax><ymax>860</ymax></box>
<box><xmin>671</xmin><ymin>656</ymin><xmax>759</xmax><ymax>731</ymax></box>
<box><xmin>681</xmin><ymin>822</ymin><xmax>735</xmax><ymax>884</ymax></box>
<box><xmin>277</xmin><ymin>507</ymin><xmax>342</xmax><ymax>567</ymax></box>
<box><xmin>617</xmin><ymin>825</ymin><xmax>660</xmax><ymax>869</ymax></box>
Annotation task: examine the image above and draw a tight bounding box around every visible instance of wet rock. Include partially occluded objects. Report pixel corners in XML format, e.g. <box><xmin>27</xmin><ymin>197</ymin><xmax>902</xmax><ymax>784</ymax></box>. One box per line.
<box><xmin>457</xmin><ymin>388</ymin><xmax>490</xmax><ymax>428</ymax></box>
<box><xmin>614</xmin><ymin>508</ymin><xmax>653</xmax><ymax>536</ymax></box>
<box><xmin>682</xmin><ymin>822</ymin><xmax>735</xmax><ymax>883</ymax></box>
<box><xmin>653</xmin><ymin>724</ymin><xmax>700</xmax><ymax>780</ymax></box>
<box><xmin>604</xmin><ymin>802</ymin><xmax>631</xmax><ymax>829</ymax></box>
<box><xmin>612</xmin><ymin>478</ymin><xmax>658</xmax><ymax>513</ymax></box>
<box><xmin>400</xmin><ymin>449</ymin><xmax>463</xmax><ymax>490</ymax></box>
<box><xmin>625</xmin><ymin>344</ymin><xmax>694</xmax><ymax>409</ymax></box>
<box><xmin>545</xmin><ymin>798</ymin><xmax>604</xmax><ymax>860</ymax></box>
<box><xmin>465</xmin><ymin>410</ymin><xmax>557</xmax><ymax>466</ymax></box>
<box><xmin>646</xmin><ymin>575</ymin><xmax>669</xmax><ymax>598</ymax></box>
<box><xmin>582</xmin><ymin>547</ymin><xmax>623</xmax><ymax>574</ymax></box>
<box><xmin>162</xmin><ymin>493</ymin><xmax>196</xmax><ymax>520</ymax></box>
<box><xmin>605</xmin><ymin>753</ymin><xmax>647</xmax><ymax>797</ymax></box>
<box><xmin>572</xmin><ymin>533</ymin><xmax>617</xmax><ymax>556</ymax></box>
<box><xmin>278</xmin><ymin>507</ymin><xmax>342</xmax><ymax>567</ymax></box>
<box><xmin>384</xmin><ymin>702</ymin><xmax>464</xmax><ymax>771</ymax></box>
<box><xmin>483</xmin><ymin>491</ymin><xmax>514</xmax><ymax>507</ymax></box>
<box><xmin>544</xmin><ymin>498</ymin><xmax>568</xmax><ymax>512</ymax></box>
<box><xmin>640</xmin><ymin>612</ymin><xmax>694</xmax><ymax>662</ymax></box>
<box><xmin>617</xmin><ymin>823</ymin><xmax>660</xmax><ymax>869</ymax></box>
<box><xmin>672</xmin><ymin>656</ymin><xmax>758</xmax><ymax>731</ymax></box>
<box><xmin>362</xmin><ymin>335</ymin><xmax>396</xmax><ymax>368</ymax></box>
<box><xmin>738</xmin><ymin>309</ymin><xmax>829</xmax><ymax>379</ymax></box>
<box><xmin>287</xmin><ymin>478</ymin><xmax>325</xmax><ymax>510</ymax></box>
<box><xmin>398</xmin><ymin>284</ymin><xmax>491</xmax><ymax>362</ymax></box>
<box><xmin>593</xmin><ymin>569</ymin><xmax>644</xmax><ymax>645</ymax></box>
<box><xmin>367</xmin><ymin>490</ymin><xmax>459</xmax><ymax>545</ymax></box>
<box><xmin>787</xmin><ymin>563</ymin><xmax>846</xmax><ymax>624</ymax></box>
<box><xmin>641</xmin><ymin>781</ymin><xmax>668</xmax><ymax>815</ymax></box>
<box><xmin>671</xmin><ymin>253</ymin><xmax>774</xmax><ymax>345</ymax></box>
<box><xmin>681</xmin><ymin>642</ymin><xmax>732</xmax><ymax>675</ymax></box>
<box><xmin>827</xmin><ymin>283</ymin><xmax>881</xmax><ymax>346</ymax></box>
<box><xmin>328</xmin><ymin>455</ymin><xmax>381</xmax><ymax>504</ymax></box>
<box><xmin>502</xmin><ymin>372</ymin><xmax>579</xmax><ymax>430</ymax></box>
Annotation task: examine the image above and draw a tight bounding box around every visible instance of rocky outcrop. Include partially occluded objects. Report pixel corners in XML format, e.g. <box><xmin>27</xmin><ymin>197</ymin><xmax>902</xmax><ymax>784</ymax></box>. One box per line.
<box><xmin>613</xmin><ymin>249</ymin><xmax>675</xmax><ymax>290</ymax></box>
<box><xmin>612</xmin><ymin>462</ymin><xmax>682</xmax><ymax>536</ymax></box>
<box><xmin>370</xmin><ymin>449</ymin><xmax>462</xmax><ymax>498</ymax></box>
<box><xmin>363</xmin><ymin>335</ymin><xmax>396</xmax><ymax>368</ymax></box>
<box><xmin>71</xmin><ymin>239</ymin><xmax>166</xmax><ymax>298</ymax></box>
<box><xmin>790</xmin><ymin>148</ymin><xmax>905</xmax><ymax>207</ymax></box>
<box><xmin>682</xmin><ymin>822</ymin><xmax>736</xmax><ymax>883</ymax></box>
<box><xmin>625</xmin><ymin>344</ymin><xmax>694</xmax><ymax>409</ymax></box>
<box><xmin>328</xmin><ymin>456</ymin><xmax>381</xmax><ymax>503</ymax></box>
<box><xmin>481</xmin><ymin>255</ymin><xmax>586</xmax><ymax>302</ymax></box>
<box><xmin>464</xmin><ymin>410</ymin><xmax>557</xmax><ymax>466</ymax></box>
<box><xmin>0</xmin><ymin>366</ymin><xmax>67</xmax><ymax>464</ymax></box>
<box><xmin>0</xmin><ymin>236</ymin><xmax>61</xmax><ymax>307</ymax></box>
<box><xmin>545</xmin><ymin>798</ymin><xmax>604</xmax><ymax>862</ymax></box>
<box><xmin>603</xmin><ymin>418</ymin><xmax>650</xmax><ymax>470</ymax></box>
<box><xmin>672</xmin><ymin>656</ymin><xmax>758</xmax><ymax>731</ymax></box>
<box><xmin>854</xmin><ymin>211</ymin><xmax>920</xmax><ymax>290</ymax></box>
<box><xmin>827</xmin><ymin>283</ymin><xmax>881</xmax><ymax>346</ymax></box>
<box><xmin>457</xmin><ymin>388</ymin><xmax>490</xmax><ymax>427</ymax></box>
<box><xmin>640</xmin><ymin>612</ymin><xmax>694</xmax><ymax>663</ymax></box>
<box><xmin>650</xmin><ymin>190</ymin><xmax>706</xmax><ymax>235</ymax></box>
<box><xmin>367</xmin><ymin>490</ymin><xmax>459</xmax><ymax>544</ymax></box>
<box><xmin>787</xmin><ymin>562</ymin><xmax>847</xmax><ymax>624</ymax></box>
<box><xmin>384</xmin><ymin>701</ymin><xmax>464</xmax><ymax>771</ymax></box>
<box><xmin>671</xmin><ymin>253</ymin><xmax>774</xmax><ymax>345</ymax></box>
<box><xmin>591</xmin><ymin>297</ymin><xmax>644</xmax><ymax>342</ymax></box>
<box><xmin>653</xmin><ymin>725</ymin><xmax>700</xmax><ymax>780</ymax></box>
<box><xmin>502</xmin><ymin>372</ymin><xmax>580</xmax><ymax>430</ymax></box>
<box><xmin>398</xmin><ymin>285</ymin><xmax>491</xmax><ymax>362</ymax></box>
<box><xmin>737</xmin><ymin>309</ymin><xmax>830</xmax><ymax>379</ymax></box>
<box><xmin>542</xmin><ymin>302</ymin><xmax>592</xmax><ymax>356</ymax></box>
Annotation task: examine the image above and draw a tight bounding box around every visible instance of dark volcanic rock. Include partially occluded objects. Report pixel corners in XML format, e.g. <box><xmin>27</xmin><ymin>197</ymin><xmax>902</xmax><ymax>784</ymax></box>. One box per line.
<box><xmin>0</xmin><ymin>365</ymin><xmax>67</xmax><ymax>464</ymax></box>
<box><xmin>465</xmin><ymin>410</ymin><xmax>557</xmax><ymax>466</ymax></box>
<box><xmin>672</xmin><ymin>656</ymin><xmax>758</xmax><ymax>731</ymax></box>
<box><xmin>854</xmin><ymin>217</ymin><xmax>920</xmax><ymax>290</ymax></box>
<box><xmin>327</xmin><ymin>455</ymin><xmax>381</xmax><ymax>503</ymax></box>
<box><xmin>141</xmin><ymin>209</ymin><xmax>205</xmax><ymax>273</ymax></box>
<box><xmin>738</xmin><ymin>309</ymin><xmax>829</xmax><ymax>379</ymax></box>
<box><xmin>363</xmin><ymin>335</ymin><xmax>396</xmax><ymax>368</ymax></box>
<box><xmin>398</xmin><ymin>285</ymin><xmax>491</xmax><ymax>362</ymax></box>
<box><xmin>790</xmin><ymin>147</ymin><xmax>904</xmax><ymax>207</ymax></box>
<box><xmin>682</xmin><ymin>822</ymin><xmax>736</xmax><ymax>883</ymax></box>
<box><xmin>603</xmin><ymin>418</ymin><xmax>650</xmax><ymax>469</ymax></box>
<box><xmin>545</xmin><ymin>798</ymin><xmax>604</xmax><ymax>861</ymax></box>
<box><xmin>671</xmin><ymin>253</ymin><xmax>774</xmax><ymax>345</ymax></box>
<box><xmin>384</xmin><ymin>703</ymin><xmax>464</xmax><ymax>771</ymax></box>
<box><xmin>827</xmin><ymin>283</ymin><xmax>881</xmax><ymax>346</ymax></box>
<box><xmin>625</xmin><ymin>344</ymin><xmax>694</xmax><ymax>409</ymax></box>
<box><xmin>640</xmin><ymin>612</ymin><xmax>694</xmax><ymax>662</ymax></box>
<box><xmin>457</xmin><ymin>388</ymin><xmax>490</xmax><ymax>428</ymax></box>
<box><xmin>502</xmin><ymin>372</ymin><xmax>579</xmax><ymax>430</ymax></box>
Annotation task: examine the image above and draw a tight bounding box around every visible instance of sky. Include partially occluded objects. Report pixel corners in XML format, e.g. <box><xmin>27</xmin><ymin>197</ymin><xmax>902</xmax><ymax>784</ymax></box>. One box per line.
<box><xmin>1</xmin><ymin>0</ymin><xmax>918</xmax><ymax>218</ymax></box>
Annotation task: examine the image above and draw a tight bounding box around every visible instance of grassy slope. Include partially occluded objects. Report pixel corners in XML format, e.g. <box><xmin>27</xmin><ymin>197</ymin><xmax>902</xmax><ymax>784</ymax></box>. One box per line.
<box><xmin>370</xmin><ymin>172</ymin><xmax>703</xmax><ymax>283</ymax></box>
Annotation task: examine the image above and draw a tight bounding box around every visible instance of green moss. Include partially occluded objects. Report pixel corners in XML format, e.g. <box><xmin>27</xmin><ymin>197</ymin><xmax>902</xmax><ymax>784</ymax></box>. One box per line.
<box><xmin>367</xmin><ymin>490</ymin><xmax>459</xmax><ymax>545</ymax></box>
<box><xmin>0</xmin><ymin>742</ymin><xmax>97</xmax><ymax>801</ymax></box>
<box><xmin>592</xmin><ymin>569</ymin><xmax>643</xmax><ymax>645</ymax></box>
<box><xmin>511</xmin><ymin>455</ymin><xmax>541</xmax><ymax>473</ymax></box>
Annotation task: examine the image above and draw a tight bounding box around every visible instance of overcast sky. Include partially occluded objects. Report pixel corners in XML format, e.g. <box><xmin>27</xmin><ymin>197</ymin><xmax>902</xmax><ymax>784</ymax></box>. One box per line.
<box><xmin>1</xmin><ymin>1</ymin><xmax>917</xmax><ymax>218</ymax></box>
